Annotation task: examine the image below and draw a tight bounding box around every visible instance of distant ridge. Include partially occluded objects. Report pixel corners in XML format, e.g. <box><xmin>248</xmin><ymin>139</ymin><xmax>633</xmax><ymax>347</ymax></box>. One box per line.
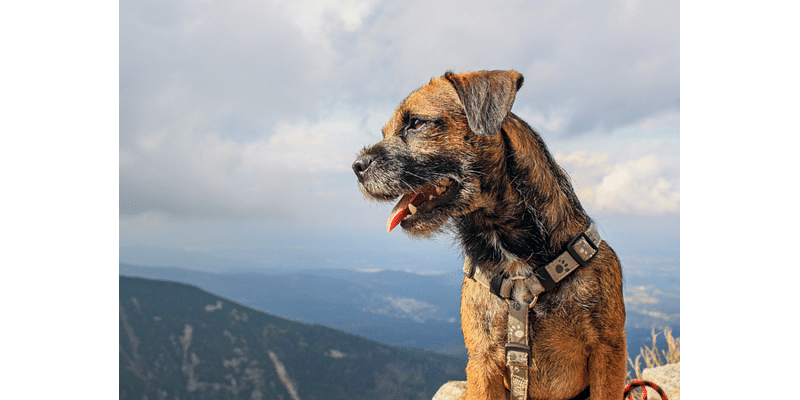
<box><xmin>119</xmin><ymin>275</ymin><xmax>466</xmax><ymax>400</ymax></box>
<box><xmin>119</xmin><ymin>263</ymin><xmax>679</xmax><ymax>370</ymax></box>
<box><xmin>119</xmin><ymin>263</ymin><xmax>469</xmax><ymax>356</ymax></box>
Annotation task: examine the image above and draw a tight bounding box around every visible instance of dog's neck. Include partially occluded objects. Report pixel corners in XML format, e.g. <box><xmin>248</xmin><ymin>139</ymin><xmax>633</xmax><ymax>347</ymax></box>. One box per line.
<box><xmin>457</xmin><ymin>114</ymin><xmax>590</xmax><ymax>276</ymax></box>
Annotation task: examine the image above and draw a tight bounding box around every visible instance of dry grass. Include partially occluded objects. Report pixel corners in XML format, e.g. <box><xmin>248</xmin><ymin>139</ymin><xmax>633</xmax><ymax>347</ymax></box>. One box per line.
<box><xmin>628</xmin><ymin>326</ymin><xmax>680</xmax><ymax>380</ymax></box>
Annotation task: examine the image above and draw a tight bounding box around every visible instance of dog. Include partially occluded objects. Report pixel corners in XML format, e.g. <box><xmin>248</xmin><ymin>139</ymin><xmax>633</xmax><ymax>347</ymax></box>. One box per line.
<box><xmin>352</xmin><ymin>70</ymin><xmax>626</xmax><ymax>400</ymax></box>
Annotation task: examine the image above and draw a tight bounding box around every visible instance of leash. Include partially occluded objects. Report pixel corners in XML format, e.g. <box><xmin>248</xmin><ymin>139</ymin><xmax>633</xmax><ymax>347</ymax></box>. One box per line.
<box><xmin>623</xmin><ymin>380</ymin><xmax>668</xmax><ymax>400</ymax></box>
<box><xmin>505</xmin><ymin>296</ymin><xmax>534</xmax><ymax>400</ymax></box>
<box><xmin>463</xmin><ymin>222</ymin><xmax>602</xmax><ymax>400</ymax></box>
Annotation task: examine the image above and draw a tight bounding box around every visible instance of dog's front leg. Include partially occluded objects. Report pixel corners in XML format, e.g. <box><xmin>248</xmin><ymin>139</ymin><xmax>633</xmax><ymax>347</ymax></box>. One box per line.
<box><xmin>587</xmin><ymin>338</ymin><xmax>627</xmax><ymax>400</ymax></box>
<box><xmin>461</xmin><ymin>278</ymin><xmax>509</xmax><ymax>400</ymax></box>
<box><xmin>464</xmin><ymin>353</ymin><xmax>507</xmax><ymax>400</ymax></box>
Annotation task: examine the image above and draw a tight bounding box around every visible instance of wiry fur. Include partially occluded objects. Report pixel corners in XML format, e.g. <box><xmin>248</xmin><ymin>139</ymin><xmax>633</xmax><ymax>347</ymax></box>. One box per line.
<box><xmin>353</xmin><ymin>70</ymin><xmax>626</xmax><ymax>400</ymax></box>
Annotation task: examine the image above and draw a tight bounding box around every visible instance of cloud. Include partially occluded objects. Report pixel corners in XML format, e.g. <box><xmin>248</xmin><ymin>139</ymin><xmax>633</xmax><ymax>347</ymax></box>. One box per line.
<box><xmin>120</xmin><ymin>130</ymin><xmax>307</xmax><ymax>220</ymax></box>
<box><xmin>270</xmin><ymin>0</ymin><xmax>380</xmax><ymax>40</ymax></box>
<box><xmin>266</xmin><ymin>105</ymin><xmax>389</xmax><ymax>173</ymax></box>
<box><xmin>323</xmin><ymin>0</ymin><xmax>679</xmax><ymax>136</ymax></box>
<box><xmin>555</xmin><ymin>142</ymin><xmax>679</xmax><ymax>215</ymax></box>
<box><xmin>119</xmin><ymin>102</ymin><xmax>396</xmax><ymax>225</ymax></box>
<box><xmin>120</xmin><ymin>0</ymin><xmax>679</xmax><ymax>226</ymax></box>
<box><xmin>120</xmin><ymin>0</ymin><xmax>338</xmax><ymax>145</ymax></box>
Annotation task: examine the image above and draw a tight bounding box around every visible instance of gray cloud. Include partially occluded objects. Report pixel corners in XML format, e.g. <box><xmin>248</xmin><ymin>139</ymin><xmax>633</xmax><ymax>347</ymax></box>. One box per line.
<box><xmin>120</xmin><ymin>0</ymin><xmax>336</xmax><ymax>145</ymax></box>
<box><xmin>120</xmin><ymin>0</ymin><xmax>679</xmax><ymax>224</ymax></box>
<box><xmin>324</xmin><ymin>0</ymin><xmax>679</xmax><ymax>136</ymax></box>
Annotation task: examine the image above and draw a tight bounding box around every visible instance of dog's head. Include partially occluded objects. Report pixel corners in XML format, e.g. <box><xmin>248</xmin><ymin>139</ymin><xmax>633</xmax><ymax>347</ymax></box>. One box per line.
<box><xmin>352</xmin><ymin>70</ymin><xmax>524</xmax><ymax>236</ymax></box>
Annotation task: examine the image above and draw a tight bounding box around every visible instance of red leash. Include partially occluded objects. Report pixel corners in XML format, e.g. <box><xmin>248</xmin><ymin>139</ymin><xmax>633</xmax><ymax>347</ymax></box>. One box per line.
<box><xmin>623</xmin><ymin>380</ymin><xmax>668</xmax><ymax>400</ymax></box>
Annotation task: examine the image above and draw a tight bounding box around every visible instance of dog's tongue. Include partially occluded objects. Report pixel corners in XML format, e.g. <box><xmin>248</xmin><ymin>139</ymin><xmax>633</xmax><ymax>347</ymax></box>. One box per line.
<box><xmin>386</xmin><ymin>186</ymin><xmax>437</xmax><ymax>232</ymax></box>
<box><xmin>386</xmin><ymin>193</ymin><xmax>417</xmax><ymax>233</ymax></box>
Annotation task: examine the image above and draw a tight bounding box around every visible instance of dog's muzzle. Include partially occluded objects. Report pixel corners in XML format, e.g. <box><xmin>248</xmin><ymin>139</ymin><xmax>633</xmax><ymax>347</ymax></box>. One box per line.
<box><xmin>352</xmin><ymin>151</ymin><xmax>458</xmax><ymax>233</ymax></box>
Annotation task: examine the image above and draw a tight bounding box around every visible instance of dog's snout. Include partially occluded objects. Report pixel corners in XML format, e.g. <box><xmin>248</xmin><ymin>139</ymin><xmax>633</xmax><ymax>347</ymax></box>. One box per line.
<box><xmin>352</xmin><ymin>154</ymin><xmax>373</xmax><ymax>181</ymax></box>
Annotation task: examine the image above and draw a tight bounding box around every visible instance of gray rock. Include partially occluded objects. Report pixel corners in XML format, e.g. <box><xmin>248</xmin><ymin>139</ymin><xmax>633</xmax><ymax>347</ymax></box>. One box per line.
<box><xmin>642</xmin><ymin>362</ymin><xmax>680</xmax><ymax>400</ymax></box>
<box><xmin>433</xmin><ymin>364</ymin><xmax>681</xmax><ymax>400</ymax></box>
<box><xmin>432</xmin><ymin>381</ymin><xmax>467</xmax><ymax>400</ymax></box>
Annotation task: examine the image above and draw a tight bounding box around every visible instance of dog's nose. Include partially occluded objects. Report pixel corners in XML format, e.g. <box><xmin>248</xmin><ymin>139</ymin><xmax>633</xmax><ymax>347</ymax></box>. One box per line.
<box><xmin>352</xmin><ymin>155</ymin><xmax>373</xmax><ymax>181</ymax></box>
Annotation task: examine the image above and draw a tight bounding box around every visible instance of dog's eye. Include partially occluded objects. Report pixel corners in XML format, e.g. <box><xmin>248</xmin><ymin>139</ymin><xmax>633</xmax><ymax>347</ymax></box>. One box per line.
<box><xmin>409</xmin><ymin>118</ymin><xmax>425</xmax><ymax>130</ymax></box>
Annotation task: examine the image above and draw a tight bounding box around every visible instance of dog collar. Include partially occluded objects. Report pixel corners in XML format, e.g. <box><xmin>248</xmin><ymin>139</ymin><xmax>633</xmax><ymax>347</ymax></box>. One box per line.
<box><xmin>462</xmin><ymin>222</ymin><xmax>602</xmax><ymax>300</ymax></box>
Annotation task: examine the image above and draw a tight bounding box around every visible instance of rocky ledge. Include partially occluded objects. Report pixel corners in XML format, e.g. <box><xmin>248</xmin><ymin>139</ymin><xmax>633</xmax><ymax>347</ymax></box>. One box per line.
<box><xmin>431</xmin><ymin>363</ymin><xmax>680</xmax><ymax>400</ymax></box>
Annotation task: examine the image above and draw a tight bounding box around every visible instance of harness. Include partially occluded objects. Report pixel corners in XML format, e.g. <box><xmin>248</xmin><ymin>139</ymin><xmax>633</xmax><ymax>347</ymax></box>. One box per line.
<box><xmin>462</xmin><ymin>222</ymin><xmax>602</xmax><ymax>400</ymax></box>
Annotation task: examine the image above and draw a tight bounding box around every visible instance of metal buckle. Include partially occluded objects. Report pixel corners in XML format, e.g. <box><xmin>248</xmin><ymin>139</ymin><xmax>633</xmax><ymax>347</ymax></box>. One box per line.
<box><xmin>566</xmin><ymin>231</ymin><xmax>598</xmax><ymax>267</ymax></box>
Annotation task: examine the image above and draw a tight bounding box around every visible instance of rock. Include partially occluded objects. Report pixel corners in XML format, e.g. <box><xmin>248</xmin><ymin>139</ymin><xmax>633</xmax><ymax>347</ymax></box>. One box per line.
<box><xmin>432</xmin><ymin>381</ymin><xmax>467</xmax><ymax>400</ymax></box>
<box><xmin>433</xmin><ymin>364</ymin><xmax>682</xmax><ymax>400</ymax></box>
<box><xmin>642</xmin><ymin>362</ymin><xmax>680</xmax><ymax>400</ymax></box>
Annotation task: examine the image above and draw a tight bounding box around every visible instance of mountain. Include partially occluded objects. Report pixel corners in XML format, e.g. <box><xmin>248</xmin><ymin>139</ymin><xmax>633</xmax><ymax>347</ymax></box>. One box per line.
<box><xmin>119</xmin><ymin>263</ymin><xmax>467</xmax><ymax>356</ymax></box>
<box><xmin>119</xmin><ymin>276</ymin><xmax>466</xmax><ymax>400</ymax></box>
<box><xmin>119</xmin><ymin>263</ymin><xmax>679</xmax><ymax>365</ymax></box>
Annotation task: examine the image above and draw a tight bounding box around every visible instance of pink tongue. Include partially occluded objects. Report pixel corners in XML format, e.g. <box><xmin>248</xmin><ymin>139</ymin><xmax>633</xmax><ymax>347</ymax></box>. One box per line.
<box><xmin>386</xmin><ymin>193</ymin><xmax>417</xmax><ymax>233</ymax></box>
<box><xmin>386</xmin><ymin>185</ymin><xmax>439</xmax><ymax>232</ymax></box>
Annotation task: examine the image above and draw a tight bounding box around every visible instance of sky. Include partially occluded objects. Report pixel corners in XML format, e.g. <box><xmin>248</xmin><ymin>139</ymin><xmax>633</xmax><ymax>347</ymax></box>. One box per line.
<box><xmin>119</xmin><ymin>0</ymin><xmax>681</xmax><ymax>276</ymax></box>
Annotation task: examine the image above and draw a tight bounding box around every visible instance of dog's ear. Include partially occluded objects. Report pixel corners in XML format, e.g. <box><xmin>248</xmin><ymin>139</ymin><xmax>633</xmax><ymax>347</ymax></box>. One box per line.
<box><xmin>444</xmin><ymin>70</ymin><xmax>524</xmax><ymax>136</ymax></box>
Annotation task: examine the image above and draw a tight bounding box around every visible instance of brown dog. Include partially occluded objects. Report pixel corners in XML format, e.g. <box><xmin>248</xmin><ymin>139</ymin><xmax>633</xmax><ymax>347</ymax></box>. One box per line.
<box><xmin>352</xmin><ymin>70</ymin><xmax>626</xmax><ymax>400</ymax></box>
